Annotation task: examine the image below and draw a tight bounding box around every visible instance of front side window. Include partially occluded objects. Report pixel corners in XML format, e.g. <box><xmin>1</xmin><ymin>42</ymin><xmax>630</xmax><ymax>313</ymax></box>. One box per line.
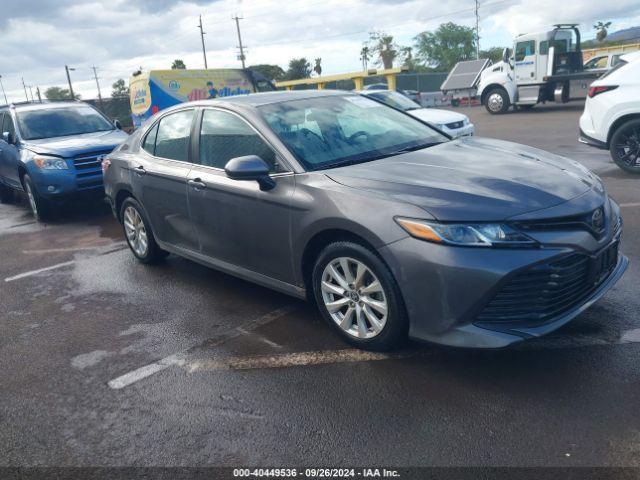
<box><xmin>259</xmin><ymin>95</ymin><xmax>447</xmax><ymax>171</ymax></box>
<box><xmin>16</xmin><ymin>106</ymin><xmax>114</xmax><ymax>140</ymax></box>
<box><xmin>199</xmin><ymin>109</ymin><xmax>278</xmax><ymax>171</ymax></box>
<box><xmin>154</xmin><ymin>110</ymin><xmax>194</xmax><ymax>161</ymax></box>
<box><xmin>515</xmin><ymin>41</ymin><xmax>535</xmax><ymax>61</ymax></box>
<box><xmin>584</xmin><ymin>56</ymin><xmax>607</xmax><ymax>70</ymax></box>
<box><xmin>142</xmin><ymin>123</ymin><xmax>158</xmax><ymax>155</ymax></box>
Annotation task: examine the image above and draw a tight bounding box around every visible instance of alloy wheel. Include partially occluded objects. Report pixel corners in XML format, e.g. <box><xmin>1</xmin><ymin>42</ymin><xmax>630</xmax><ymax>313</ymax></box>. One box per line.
<box><xmin>320</xmin><ymin>257</ymin><xmax>388</xmax><ymax>339</ymax></box>
<box><xmin>123</xmin><ymin>205</ymin><xmax>149</xmax><ymax>257</ymax></box>
<box><xmin>614</xmin><ymin>127</ymin><xmax>640</xmax><ymax>169</ymax></box>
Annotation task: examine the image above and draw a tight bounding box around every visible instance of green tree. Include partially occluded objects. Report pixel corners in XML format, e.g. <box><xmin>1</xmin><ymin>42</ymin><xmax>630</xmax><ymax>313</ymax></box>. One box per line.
<box><xmin>313</xmin><ymin>58</ymin><xmax>322</xmax><ymax>76</ymax></box>
<box><xmin>284</xmin><ymin>58</ymin><xmax>312</xmax><ymax>80</ymax></box>
<box><xmin>480</xmin><ymin>46</ymin><xmax>505</xmax><ymax>63</ymax></box>
<box><xmin>414</xmin><ymin>22</ymin><xmax>477</xmax><ymax>72</ymax></box>
<box><xmin>111</xmin><ymin>79</ymin><xmax>129</xmax><ymax>98</ymax></box>
<box><xmin>594</xmin><ymin>21</ymin><xmax>612</xmax><ymax>42</ymax></box>
<box><xmin>368</xmin><ymin>31</ymin><xmax>399</xmax><ymax>69</ymax></box>
<box><xmin>248</xmin><ymin>64</ymin><xmax>286</xmax><ymax>81</ymax></box>
<box><xmin>171</xmin><ymin>59</ymin><xmax>186</xmax><ymax>69</ymax></box>
<box><xmin>44</xmin><ymin>86</ymin><xmax>80</xmax><ymax>100</ymax></box>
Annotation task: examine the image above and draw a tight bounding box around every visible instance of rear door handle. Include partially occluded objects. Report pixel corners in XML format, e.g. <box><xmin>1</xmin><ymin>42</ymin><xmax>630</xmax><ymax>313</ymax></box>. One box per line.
<box><xmin>134</xmin><ymin>165</ymin><xmax>146</xmax><ymax>176</ymax></box>
<box><xmin>188</xmin><ymin>178</ymin><xmax>207</xmax><ymax>190</ymax></box>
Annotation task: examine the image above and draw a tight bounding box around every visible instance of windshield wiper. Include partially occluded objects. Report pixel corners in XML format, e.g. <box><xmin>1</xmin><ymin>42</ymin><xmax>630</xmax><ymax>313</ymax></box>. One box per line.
<box><xmin>391</xmin><ymin>142</ymin><xmax>443</xmax><ymax>154</ymax></box>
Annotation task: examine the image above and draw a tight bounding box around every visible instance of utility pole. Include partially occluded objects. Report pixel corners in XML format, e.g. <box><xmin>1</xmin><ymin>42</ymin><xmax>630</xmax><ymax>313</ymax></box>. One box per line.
<box><xmin>198</xmin><ymin>15</ymin><xmax>208</xmax><ymax>69</ymax></box>
<box><xmin>0</xmin><ymin>75</ymin><xmax>8</xmax><ymax>104</ymax></box>
<box><xmin>233</xmin><ymin>15</ymin><xmax>246</xmax><ymax>69</ymax></box>
<box><xmin>21</xmin><ymin>77</ymin><xmax>28</xmax><ymax>101</ymax></box>
<box><xmin>475</xmin><ymin>0</ymin><xmax>480</xmax><ymax>59</ymax></box>
<box><xmin>65</xmin><ymin>65</ymin><xmax>76</xmax><ymax>100</ymax></box>
<box><xmin>92</xmin><ymin>65</ymin><xmax>103</xmax><ymax>104</ymax></box>
<box><xmin>28</xmin><ymin>85</ymin><xmax>34</xmax><ymax>102</ymax></box>
<box><xmin>36</xmin><ymin>86</ymin><xmax>42</xmax><ymax>102</ymax></box>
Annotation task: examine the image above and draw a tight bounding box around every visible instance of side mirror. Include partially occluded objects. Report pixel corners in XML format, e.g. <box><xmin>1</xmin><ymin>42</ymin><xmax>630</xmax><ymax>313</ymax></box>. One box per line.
<box><xmin>224</xmin><ymin>155</ymin><xmax>276</xmax><ymax>191</ymax></box>
<box><xmin>2</xmin><ymin>131</ymin><xmax>14</xmax><ymax>145</ymax></box>
<box><xmin>114</xmin><ymin>119</ymin><xmax>123</xmax><ymax>130</ymax></box>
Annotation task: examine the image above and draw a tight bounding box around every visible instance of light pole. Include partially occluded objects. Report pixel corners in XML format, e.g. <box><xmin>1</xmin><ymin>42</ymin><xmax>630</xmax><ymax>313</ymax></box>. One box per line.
<box><xmin>0</xmin><ymin>75</ymin><xmax>8</xmax><ymax>104</ymax></box>
<box><xmin>65</xmin><ymin>65</ymin><xmax>76</xmax><ymax>100</ymax></box>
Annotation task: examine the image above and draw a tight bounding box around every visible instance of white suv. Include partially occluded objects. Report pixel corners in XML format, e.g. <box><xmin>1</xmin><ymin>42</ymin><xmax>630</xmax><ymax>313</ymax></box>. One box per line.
<box><xmin>579</xmin><ymin>51</ymin><xmax>640</xmax><ymax>174</ymax></box>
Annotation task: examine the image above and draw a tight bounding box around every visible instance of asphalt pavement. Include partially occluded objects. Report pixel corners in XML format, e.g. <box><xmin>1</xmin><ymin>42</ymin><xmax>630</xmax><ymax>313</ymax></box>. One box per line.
<box><xmin>1</xmin><ymin>102</ymin><xmax>639</xmax><ymax>470</ymax></box>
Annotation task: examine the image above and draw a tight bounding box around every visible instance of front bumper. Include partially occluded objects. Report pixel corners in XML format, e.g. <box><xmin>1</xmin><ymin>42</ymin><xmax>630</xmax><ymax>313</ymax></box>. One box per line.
<box><xmin>378</xmin><ymin>232</ymin><xmax>627</xmax><ymax>349</ymax></box>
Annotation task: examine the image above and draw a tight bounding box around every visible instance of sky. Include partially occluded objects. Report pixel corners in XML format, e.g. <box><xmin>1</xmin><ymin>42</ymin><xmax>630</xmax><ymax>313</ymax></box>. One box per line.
<box><xmin>1</xmin><ymin>0</ymin><xmax>639</xmax><ymax>101</ymax></box>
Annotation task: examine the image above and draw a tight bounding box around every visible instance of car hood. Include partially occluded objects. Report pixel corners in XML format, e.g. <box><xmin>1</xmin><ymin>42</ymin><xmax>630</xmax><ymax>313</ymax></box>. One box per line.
<box><xmin>326</xmin><ymin>137</ymin><xmax>603</xmax><ymax>221</ymax></box>
<box><xmin>22</xmin><ymin>129</ymin><xmax>129</xmax><ymax>158</ymax></box>
<box><xmin>407</xmin><ymin>108</ymin><xmax>468</xmax><ymax>125</ymax></box>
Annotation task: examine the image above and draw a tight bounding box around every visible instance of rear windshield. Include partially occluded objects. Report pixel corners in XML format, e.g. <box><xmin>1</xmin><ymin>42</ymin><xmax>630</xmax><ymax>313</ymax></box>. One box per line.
<box><xmin>17</xmin><ymin>106</ymin><xmax>114</xmax><ymax>140</ymax></box>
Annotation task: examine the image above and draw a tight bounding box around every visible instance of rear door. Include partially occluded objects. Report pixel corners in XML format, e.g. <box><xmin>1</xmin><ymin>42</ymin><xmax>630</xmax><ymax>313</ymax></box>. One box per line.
<box><xmin>187</xmin><ymin>107</ymin><xmax>295</xmax><ymax>283</ymax></box>
<box><xmin>132</xmin><ymin>108</ymin><xmax>199</xmax><ymax>251</ymax></box>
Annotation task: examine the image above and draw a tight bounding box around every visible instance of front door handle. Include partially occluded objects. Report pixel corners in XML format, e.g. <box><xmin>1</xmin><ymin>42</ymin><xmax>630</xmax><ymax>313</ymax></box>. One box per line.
<box><xmin>188</xmin><ymin>178</ymin><xmax>207</xmax><ymax>190</ymax></box>
<box><xmin>134</xmin><ymin>165</ymin><xmax>146</xmax><ymax>176</ymax></box>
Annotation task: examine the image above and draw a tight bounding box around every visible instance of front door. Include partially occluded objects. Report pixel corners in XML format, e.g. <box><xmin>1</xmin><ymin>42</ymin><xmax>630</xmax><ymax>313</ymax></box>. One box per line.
<box><xmin>514</xmin><ymin>40</ymin><xmax>537</xmax><ymax>84</ymax></box>
<box><xmin>187</xmin><ymin>108</ymin><xmax>295</xmax><ymax>283</ymax></box>
<box><xmin>133</xmin><ymin>108</ymin><xmax>199</xmax><ymax>252</ymax></box>
<box><xmin>0</xmin><ymin>113</ymin><xmax>21</xmax><ymax>188</ymax></box>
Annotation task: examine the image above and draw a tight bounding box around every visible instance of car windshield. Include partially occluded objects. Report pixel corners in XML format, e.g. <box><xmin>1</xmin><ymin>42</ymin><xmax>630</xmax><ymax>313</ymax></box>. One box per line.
<box><xmin>365</xmin><ymin>91</ymin><xmax>421</xmax><ymax>111</ymax></box>
<box><xmin>17</xmin><ymin>105</ymin><xmax>114</xmax><ymax>140</ymax></box>
<box><xmin>259</xmin><ymin>95</ymin><xmax>447</xmax><ymax>171</ymax></box>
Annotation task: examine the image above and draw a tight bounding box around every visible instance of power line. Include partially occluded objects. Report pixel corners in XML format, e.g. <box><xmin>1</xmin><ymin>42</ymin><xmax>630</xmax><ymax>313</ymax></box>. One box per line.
<box><xmin>233</xmin><ymin>15</ymin><xmax>247</xmax><ymax>69</ymax></box>
<box><xmin>198</xmin><ymin>15</ymin><xmax>208</xmax><ymax>69</ymax></box>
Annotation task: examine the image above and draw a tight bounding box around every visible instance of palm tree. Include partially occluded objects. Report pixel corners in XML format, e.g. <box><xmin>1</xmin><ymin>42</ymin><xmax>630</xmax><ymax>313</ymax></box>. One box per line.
<box><xmin>594</xmin><ymin>21</ymin><xmax>612</xmax><ymax>42</ymax></box>
<box><xmin>360</xmin><ymin>45</ymin><xmax>371</xmax><ymax>71</ymax></box>
<box><xmin>369</xmin><ymin>32</ymin><xmax>398</xmax><ymax>70</ymax></box>
<box><xmin>314</xmin><ymin>58</ymin><xmax>322</xmax><ymax>77</ymax></box>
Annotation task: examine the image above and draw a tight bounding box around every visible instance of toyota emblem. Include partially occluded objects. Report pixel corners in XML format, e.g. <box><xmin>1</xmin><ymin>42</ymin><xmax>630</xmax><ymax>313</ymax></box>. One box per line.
<box><xmin>591</xmin><ymin>208</ymin><xmax>604</xmax><ymax>231</ymax></box>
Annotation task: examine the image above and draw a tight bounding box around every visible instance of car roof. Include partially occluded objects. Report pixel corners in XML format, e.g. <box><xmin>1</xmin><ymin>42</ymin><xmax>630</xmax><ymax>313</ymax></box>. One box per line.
<box><xmin>1</xmin><ymin>101</ymin><xmax>90</xmax><ymax>112</ymax></box>
<box><xmin>621</xmin><ymin>50</ymin><xmax>640</xmax><ymax>63</ymax></box>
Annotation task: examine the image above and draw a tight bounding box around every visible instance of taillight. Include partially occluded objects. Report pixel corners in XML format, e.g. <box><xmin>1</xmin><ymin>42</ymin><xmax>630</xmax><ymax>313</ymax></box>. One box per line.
<box><xmin>588</xmin><ymin>85</ymin><xmax>618</xmax><ymax>98</ymax></box>
<box><xmin>101</xmin><ymin>158</ymin><xmax>111</xmax><ymax>174</ymax></box>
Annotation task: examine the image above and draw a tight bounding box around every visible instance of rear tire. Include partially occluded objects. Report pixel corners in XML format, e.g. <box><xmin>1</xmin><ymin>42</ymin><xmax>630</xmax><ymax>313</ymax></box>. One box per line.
<box><xmin>484</xmin><ymin>88</ymin><xmax>510</xmax><ymax>114</ymax></box>
<box><xmin>120</xmin><ymin>197</ymin><xmax>168</xmax><ymax>264</ymax></box>
<box><xmin>312</xmin><ymin>241</ymin><xmax>408</xmax><ymax>351</ymax></box>
<box><xmin>0</xmin><ymin>183</ymin><xmax>13</xmax><ymax>203</ymax></box>
<box><xmin>23</xmin><ymin>174</ymin><xmax>52</xmax><ymax>222</ymax></box>
<box><xmin>610</xmin><ymin>119</ymin><xmax>640</xmax><ymax>175</ymax></box>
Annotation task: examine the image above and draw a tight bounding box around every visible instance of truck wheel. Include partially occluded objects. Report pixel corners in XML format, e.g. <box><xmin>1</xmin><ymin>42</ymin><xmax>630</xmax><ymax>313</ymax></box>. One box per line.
<box><xmin>484</xmin><ymin>88</ymin><xmax>510</xmax><ymax>114</ymax></box>
<box><xmin>23</xmin><ymin>174</ymin><xmax>52</xmax><ymax>222</ymax></box>
<box><xmin>610</xmin><ymin>119</ymin><xmax>640</xmax><ymax>175</ymax></box>
<box><xmin>0</xmin><ymin>183</ymin><xmax>13</xmax><ymax>203</ymax></box>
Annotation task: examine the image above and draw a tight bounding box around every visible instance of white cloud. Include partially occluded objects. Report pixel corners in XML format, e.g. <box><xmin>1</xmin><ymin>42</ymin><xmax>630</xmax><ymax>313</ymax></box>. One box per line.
<box><xmin>1</xmin><ymin>0</ymin><xmax>638</xmax><ymax>101</ymax></box>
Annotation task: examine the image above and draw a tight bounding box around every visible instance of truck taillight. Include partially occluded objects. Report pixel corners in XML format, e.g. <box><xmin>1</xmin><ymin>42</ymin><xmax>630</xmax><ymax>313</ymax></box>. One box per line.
<box><xmin>588</xmin><ymin>85</ymin><xmax>618</xmax><ymax>98</ymax></box>
<box><xmin>101</xmin><ymin>158</ymin><xmax>111</xmax><ymax>174</ymax></box>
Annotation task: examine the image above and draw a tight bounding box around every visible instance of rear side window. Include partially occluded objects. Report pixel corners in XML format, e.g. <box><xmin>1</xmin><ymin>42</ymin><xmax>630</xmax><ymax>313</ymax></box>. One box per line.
<box><xmin>199</xmin><ymin>109</ymin><xmax>278</xmax><ymax>171</ymax></box>
<box><xmin>153</xmin><ymin>110</ymin><xmax>194</xmax><ymax>161</ymax></box>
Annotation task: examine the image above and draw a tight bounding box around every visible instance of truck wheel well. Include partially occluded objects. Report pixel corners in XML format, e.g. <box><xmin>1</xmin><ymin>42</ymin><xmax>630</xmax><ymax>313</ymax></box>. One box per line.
<box><xmin>301</xmin><ymin>229</ymin><xmax>378</xmax><ymax>301</ymax></box>
<box><xmin>114</xmin><ymin>189</ymin><xmax>136</xmax><ymax>222</ymax></box>
<box><xmin>608</xmin><ymin>114</ymin><xmax>640</xmax><ymax>146</ymax></box>
<box><xmin>481</xmin><ymin>84</ymin><xmax>507</xmax><ymax>104</ymax></box>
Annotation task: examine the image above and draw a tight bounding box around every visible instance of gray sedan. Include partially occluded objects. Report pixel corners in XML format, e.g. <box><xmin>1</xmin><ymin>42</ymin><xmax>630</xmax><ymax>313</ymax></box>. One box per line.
<box><xmin>104</xmin><ymin>90</ymin><xmax>627</xmax><ymax>350</ymax></box>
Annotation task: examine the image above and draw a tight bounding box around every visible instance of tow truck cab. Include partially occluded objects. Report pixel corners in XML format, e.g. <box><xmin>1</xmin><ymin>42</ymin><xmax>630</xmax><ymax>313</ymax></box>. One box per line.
<box><xmin>478</xmin><ymin>24</ymin><xmax>602</xmax><ymax>113</ymax></box>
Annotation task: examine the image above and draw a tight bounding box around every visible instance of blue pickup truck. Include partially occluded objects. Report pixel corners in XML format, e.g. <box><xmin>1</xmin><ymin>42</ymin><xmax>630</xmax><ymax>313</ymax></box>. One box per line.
<box><xmin>0</xmin><ymin>101</ymin><xmax>128</xmax><ymax>221</ymax></box>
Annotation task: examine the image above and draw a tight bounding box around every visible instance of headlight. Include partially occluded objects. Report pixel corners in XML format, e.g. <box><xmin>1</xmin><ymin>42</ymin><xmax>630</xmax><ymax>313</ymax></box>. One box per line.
<box><xmin>395</xmin><ymin>218</ymin><xmax>537</xmax><ymax>247</ymax></box>
<box><xmin>462</xmin><ymin>117</ymin><xmax>470</xmax><ymax>126</ymax></box>
<box><xmin>33</xmin><ymin>155</ymin><xmax>68</xmax><ymax>170</ymax></box>
<box><xmin>435</xmin><ymin>123</ymin><xmax>447</xmax><ymax>130</ymax></box>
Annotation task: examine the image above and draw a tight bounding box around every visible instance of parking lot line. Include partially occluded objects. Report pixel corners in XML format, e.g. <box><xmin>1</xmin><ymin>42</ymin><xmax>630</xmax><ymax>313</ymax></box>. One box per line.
<box><xmin>4</xmin><ymin>261</ymin><xmax>76</xmax><ymax>283</ymax></box>
<box><xmin>107</xmin><ymin>305</ymin><xmax>298</xmax><ymax>390</ymax></box>
<box><xmin>620</xmin><ymin>202</ymin><xmax>640</xmax><ymax>208</ymax></box>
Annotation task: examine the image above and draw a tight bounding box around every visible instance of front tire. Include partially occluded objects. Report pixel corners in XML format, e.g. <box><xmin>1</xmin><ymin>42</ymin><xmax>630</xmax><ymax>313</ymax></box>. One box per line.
<box><xmin>610</xmin><ymin>119</ymin><xmax>640</xmax><ymax>174</ymax></box>
<box><xmin>484</xmin><ymin>88</ymin><xmax>510</xmax><ymax>114</ymax></box>
<box><xmin>120</xmin><ymin>197</ymin><xmax>167</xmax><ymax>264</ymax></box>
<box><xmin>23</xmin><ymin>174</ymin><xmax>52</xmax><ymax>222</ymax></box>
<box><xmin>312</xmin><ymin>241</ymin><xmax>408</xmax><ymax>351</ymax></box>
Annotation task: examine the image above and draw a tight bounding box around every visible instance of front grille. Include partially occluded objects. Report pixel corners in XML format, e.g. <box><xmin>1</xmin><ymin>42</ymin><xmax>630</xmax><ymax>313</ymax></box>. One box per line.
<box><xmin>511</xmin><ymin>207</ymin><xmax>607</xmax><ymax>239</ymax></box>
<box><xmin>445</xmin><ymin>121</ymin><xmax>464</xmax><ymax>129</ymax></box>
<box><xmin>73</xmin><ymin>151</ymin><xmax>110</xmax><ymax>190</ymax></box>
<box><xmin>476</xmin><ymin>243</ymin><xmax>618</xmax><ymax>327</ymax></box>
